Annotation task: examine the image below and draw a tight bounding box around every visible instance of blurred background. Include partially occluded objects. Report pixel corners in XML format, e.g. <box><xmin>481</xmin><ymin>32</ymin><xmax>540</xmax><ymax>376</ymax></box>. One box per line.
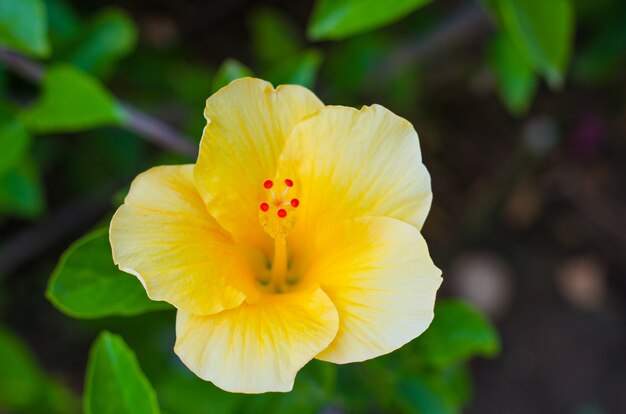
<box><xmin>1</xmin><ymin>0</ymin><xmax>625</xmax><ymax>413</ymax></box>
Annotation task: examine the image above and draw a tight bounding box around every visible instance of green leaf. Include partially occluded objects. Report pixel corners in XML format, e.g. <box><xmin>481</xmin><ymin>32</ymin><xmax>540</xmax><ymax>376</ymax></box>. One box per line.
<box><xmin>0</xmin><ymin>104</ymin><xmax>31</xmax><ymax>176</ymax></box>
<box><xmin>45</xmin><ymin>0</ymin><xmax>80</xmax><ymax>48</ymax></box>
<box><xmin>47</xmin><ymin>228</ymin><xmax>170</xmax><ymax>319</ymax></box>
<box><xmin>263</xmin><ymin>49</ymin><xmax>323</xmax><ymax>88</ymax></box>
<box><xmin>68</xmin><ymin>8</ymin><xmax>137</xmax><ymax>78</ymax></box>
<box><xmin>0</xmin><ymin>326</ymin><xmax>78</xmax><ymax>413</ymax></box>
<box><xmin>0</xmin><ymin>0</ymin><xmax>50</xmax><ymax>57</ymax></box>
<box><xmin>398</xmin><ymin>365</ymin><xmax>471</xmax><ymax>414</ymax></box>
<box><xmin>488</xmin><ymin>31</ymin><xmax>538</xmax><ymax>115</ymax></box>
<box><xmin>249</xmin><ymin>7</ymin><xmax>301</xmax><ymax>67</ymax></box>
<box><xmin>0</xmin><ymin>157</ymin><xmax>44</xmax><ymax>219</ymax></box>
<box><xmin>211</xmin><ymin>58</ymin><xmax>253</xmax><ymax>93</ymax></box>
<box><xmin>84</xmin><ymin>331</ymin><xmax>160</xmax><ymax>414</ymax></box>
<box><xmin>497</xmin><ymin>0</ymin><xmax>574</xmax><ymax>87</ymax></box>
<box><xmin>308</xmin><ymin>0</ymin><xmax>431</xmax><ymax>41</ymax></box>
<box><xmin>413</xmin><ymin>300</ymin><xmax>500</xmax><ymax>368</ymax></box>
<box><xmin>22</xmin><ymin>64</ymin><xmax>126</xmax><ymax>133</ymax></box>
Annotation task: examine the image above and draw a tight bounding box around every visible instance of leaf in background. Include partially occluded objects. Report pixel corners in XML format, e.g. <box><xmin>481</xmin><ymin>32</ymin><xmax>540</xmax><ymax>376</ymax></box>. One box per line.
<box><xmin>211</xmin><ymin>58</ymin><xmax>253</xmax><ymax>93</ymax></box>
<box><xmin>497</xmin><ymin>0</ymin><xmax>574</xmax><ymax>87</ymax></box>
<box><xmin>0</xmin><ymin>0</ymin><xmax>50</xmax><ymax>57</ymax></box>
<box><xmin>84</xmin><ymin>332</ymin><xmax>160</xmax><ymax>414</ymax></box>
<box><xmin>262</xmin><ymin>49</ymin><xmax>323</xmax><ymax>89</ymax></box>
<box><xmin>0</xmin><ymin>104</ymin><xmax>31</xmax><ymax>176</ymax></box>
<box><xmin>488</xmin><ymin>31</ymin><xmax>538</xmax><ymax>116</ymax></box>
<box><xmin>0</xmin><ymin>157</ymin><xmax>44</xmax><ymax>219</ymax></box>
<box><xmin>45</xmin><ymin>0</ymin><xmax>80</xmax><ymax>50</ymax></box>
<box><xmin>249</xmin><ymin>7</ymin><xmax>301</xmax><ymax>67</ymax></box>
<box><xmin>573</xmin><ymin>7</ymin><xmax>626</xmax><ymax>83</ymax></box>
<box><xmin>47</xmin><ymin>228</ymin><xmax>171</xmax><ymax>319</ymax></box>
<box><xmin>68</xmin><ymin>8</ymin><xmax>137</xmax><ymax>78</ymax></box>
<box><xmin>398</xmin><ymin>364</ymin><xmax>471</xmax><ymax>414</ymax></box>
<box><xmin>412</xmin><ymin>300</ymin><xmax>500</xmax><ymax>369</ymax></box>
<box><xmin>308</xmin><ymin>0</ymin><xmax>431</xmax><ymax>41</ymax></box>
<box><xmin>0</xmin><ymin>326</ymin><xmax>78</xmax><ymax>413</ymax></box>
<box><xmin>22</xmin><ymin>64</ymin><xmax>126</xmax><ymax>132</ymax></box>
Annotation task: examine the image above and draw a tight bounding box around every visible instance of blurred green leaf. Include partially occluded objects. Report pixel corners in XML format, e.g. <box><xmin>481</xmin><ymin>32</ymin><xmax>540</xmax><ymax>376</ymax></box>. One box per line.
<box><xmin>85</xmin><ymin>331</ymin><xmax>160</xmax><ymax>414</ymax></box>
<box><xmin>398</xmin><ymin>365</ymin><xmax>471</xmax><ymax>414</ymax></box>
<box><xmin>488</xmin><ymin>31</ymin><xmax>538</xmax><ymax>115</ymax></box>
<box><xmin>0</xmin><ymin>0</ymin><xmax>50</xmax><ymax>57</ymax></box>
<box><xmin>156</xmin><ymin>369</ymin><xmax>241</xmax><ymax>414</ymax></box>
<box><xmin>573</xmin><ymin>8</ymin><xmax>626</xmax><ymax>83</ymax></box>
<box><xmin>308</xmin><ymin>0</ymin><xmax>431</xmax><ymax>40</ymax></box>
<box><xmin>263</xmin><ymin>49</ymin><xmax>323</xmax><ymax>88</ymax></box>
<box><xmin>249</xmin><ymin>7</ymin><xmax>300</xmax><ymax>67</ymax></box>
<box><xmin>412</xmin><ymin>300</ymin><xmax>500</xmax><ymax>368</ymax></box>
<box><xmin>0</xmin><ymin>326</ymin><xmax>78</xmax><ymax>413</ymax></box>
<box><xmin>0</xmin><ymin>157</ymin><xmax>44</xmax><ymax>218</ymax></box>
<box><xmin>22</xmin><ymin>64</ymin><xmax>126</xmax><ymax>133</ymax></box>
<box><xmin>68</xmin><ymin>8</ymin><xmax>137</xmax><ymax>78</ymax></box>
<box><xmin>47</xmin><ymin>228</ymin><xmax>170</xmax><ymax>319</ymax></box>
<box><xmin>0</xmin><ymin>104</ymin><xmax>31</xmax><ymax>175</ymax></box>
<box><xmin>211</xmin><ymin>59</ymin><xmax>253</xmax><ymax>93</ymax></box>
<box><xmin>45</xmin><ymin>0</ymin><xmax>80</xmax><ymax>49</ymax></box>
<box><xmin>496</xmin><ymin>0</ymin><xmax>574</xmax><ymax>87</ymax></box>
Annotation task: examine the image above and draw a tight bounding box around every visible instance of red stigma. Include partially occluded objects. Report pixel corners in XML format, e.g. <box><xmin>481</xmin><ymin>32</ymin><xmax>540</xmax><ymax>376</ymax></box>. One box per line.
<box><xmin>290</xmin><ymin>198</ymin><xmax>299</xmax><ymax>207</ymax></box>
<box><xmin>263</xmin><ymin>180</ymin><xmax>273</xmax><ymax>189</ymax></box>
<box><xmin>284</xmin><ymin>179</ymin><xmax>293</xmax><ymax>187</ymax></box>
<box><xmin>277</xmin><ymin>208</ymin><xmax>287</xmax><ymax>218</ymax></box>
<box><xmin>260</xmin><ymin>202</ymin><xmax>269</xmax><ymax>212</ymax></box>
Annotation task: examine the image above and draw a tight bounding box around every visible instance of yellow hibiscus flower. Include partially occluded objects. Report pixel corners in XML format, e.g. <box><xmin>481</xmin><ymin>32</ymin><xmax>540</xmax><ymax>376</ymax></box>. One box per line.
<box><xmin>109</xmin><ymin>78</ymin><xmax>442</xmax><ymax>394</ymax></box>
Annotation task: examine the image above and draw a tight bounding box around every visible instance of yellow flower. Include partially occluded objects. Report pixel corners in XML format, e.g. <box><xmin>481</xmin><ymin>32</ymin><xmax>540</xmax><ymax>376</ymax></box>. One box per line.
<box><xmin>109</xmin><ymin>78</ymin><xmax>442</xmax><ymax>393</ymax></box>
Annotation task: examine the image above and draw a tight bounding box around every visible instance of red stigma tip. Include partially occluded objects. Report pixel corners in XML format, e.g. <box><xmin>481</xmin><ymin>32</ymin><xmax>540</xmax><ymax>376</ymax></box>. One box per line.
<box><xmin>284</xmin><ymin>179</ymin><xmax>293</xmax><ymax>187</ymax></box>
<box><xmin>263</xmin><ymin>180</ymin><xmax>273</xmax><ymax>189</ymax></box>
<box><xmin>290</xmin><ymin>198</ymin><xmax>299</xmax><ymax>207</ymax></box>
<box><xmin>260</xmin><ymin>202</ymin><xmax>269</xmax><ymax>212</ymax></box>
<box><xmin>277</xmin><ymin>208</ymin><xmax>287</xmax><ymax>218</ymax></box>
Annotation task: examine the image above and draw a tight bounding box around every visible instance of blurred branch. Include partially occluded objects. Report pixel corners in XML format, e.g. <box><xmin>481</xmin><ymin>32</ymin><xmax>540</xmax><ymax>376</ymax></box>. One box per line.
<box><xmin>0</xmin><ymin>48</ymin><xmax>199</xmax><ymax>277</ymax></box>
<box><xmin>0</xmin><ymin>48</ymin><xmax>198</xmax><ymax>158</ymax></box>
<box><xmin>371</xmin><ymin>1</ymin><xmax>492</xmax><ymax>80</ymax></box>
<box><xmin>0</xmin><ymin>186</ymin><xmax>116</xmax><ymax>278</ymax></box>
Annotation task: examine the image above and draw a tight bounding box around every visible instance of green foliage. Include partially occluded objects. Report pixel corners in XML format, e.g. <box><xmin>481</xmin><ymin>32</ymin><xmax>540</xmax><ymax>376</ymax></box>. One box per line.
<box><xmin>0</xmin><ymin>326</ymin><xmax>78</xmax><ymax>413</ymax></box>
<box><xmin>263</xmin><ymin>49</ymin><xmax>323</xmax><ymax>88</ymax></box>
<box><xmin>0</xmin><ymin>157</ymin><xmax>44</xmax><ymax>218</ymax></box>
<box><xmin>212</xmin><ymin>59</ymin><xmax>254</xmax><ymax>92</ymax></box>
<box><xmin>22</xmin><ymin>64</ymin><xmax>126</xmax><ymax>132</ymax></box>
<box><xmin>0</xmin><ymin>103</ymin><xmax>31</xmax><ymax>176</ymax></box>
<box><xmin>67</xmin><ymin>8</ymin><xmax>137</xmax><ymax>78</ymax></box>
<box><xmin>84</xmin><ymin>331</ymin><xmax>160</xmax><ymax>414</ymax></box>
<box><xmin>47</xmin><ymin>228</ymin><xmax>171</xmax><ymax>319</ymax></box>
<box><xmin>308</xmin><ymin>0</ymin><xmax>431</xmax><ymax>40</ymax></box>
<box><xmin>413</xmin><ymin>300</ymin><xmax>500</xmax><ymax>369</ymax></box>
<box><xmin>488</xmin><ymin>31</ymin><xmax>538</xmax><ymax>115</ymax></box>
<box><xmin>490</xmin><ymin>0</ymin><xmax>575</xmax><ymax>87</ymax></box>
<box><xmin>0</xmin><ymin>0</ymin><xmax>50</xmax><ymax>57</ymax></box>
<box><xmin>249</xmin><ymin>7</ymin><xmax>301</xmax><ymax>67</ymax></box>
<box><xmin>397</xmin><ymin>364</ymin><xmax>471</xmax><ymax>414</ymax></box>
<box><xmin>45</xmin><ymin>0</ymin><xmax>80</xmax><ymax>47</ymax></box>
<box><xmin>573</xmin><ymin>6</ymin><xmax>626</xmax><ymax>83</ymax></box>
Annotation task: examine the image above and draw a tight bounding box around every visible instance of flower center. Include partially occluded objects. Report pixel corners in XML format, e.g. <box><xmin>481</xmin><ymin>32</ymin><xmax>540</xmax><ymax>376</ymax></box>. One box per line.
<box><xmin>257</xmin><ymin>179</ymin><xmax>300</xmax><ymax>293</ymax></box>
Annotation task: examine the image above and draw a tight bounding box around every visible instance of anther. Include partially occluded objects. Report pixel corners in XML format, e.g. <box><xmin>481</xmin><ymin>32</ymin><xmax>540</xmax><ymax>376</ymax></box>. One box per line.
<box><xmin>277</xmin><ymin>208</ymin><xmax>287</xmax><ymax>218</ymax></box>
<box><xmin>284</xmin><ymin>179</ymin><xmax>293</xmax><ymax>187</ymax></box>
<box><xmin>290</xmin><ymin>198</ymin><xmax>299</xmax><ymax>207</ymax></box>
<box><xmin>260</xmin><ymin>202</ymin><xmax>269</xmax><ymax>212</ymax></box>
<box><xmin>263</xmin><ymin>180</ymin><xmax>273</xmax><ymax>189</ymax></box>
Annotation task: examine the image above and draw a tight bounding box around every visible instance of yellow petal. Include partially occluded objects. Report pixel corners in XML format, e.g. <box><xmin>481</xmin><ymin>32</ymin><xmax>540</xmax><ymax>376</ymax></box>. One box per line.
<box><xmin>174</xmin><ymin>288</ymin><xmax>339</xmax><ymax>393</ymax></box>
<box><xmin>310</xmin><ymin>217</ymin><xmax>442</xmax><ymax>364</ymax></box>
<box><xmin>279</xmin><ymin>104</ymin><xmax>432</xmax><ymax>237</ymax></box>
<box><xmin>194</xmin><ymin>78</ymin><xmax>324</xmax><ymax>251</ymax></box>
<box><xmin>110</xmin><ymin>165</ymin><xmax>253</xmax><ymax>315</ymax></box>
